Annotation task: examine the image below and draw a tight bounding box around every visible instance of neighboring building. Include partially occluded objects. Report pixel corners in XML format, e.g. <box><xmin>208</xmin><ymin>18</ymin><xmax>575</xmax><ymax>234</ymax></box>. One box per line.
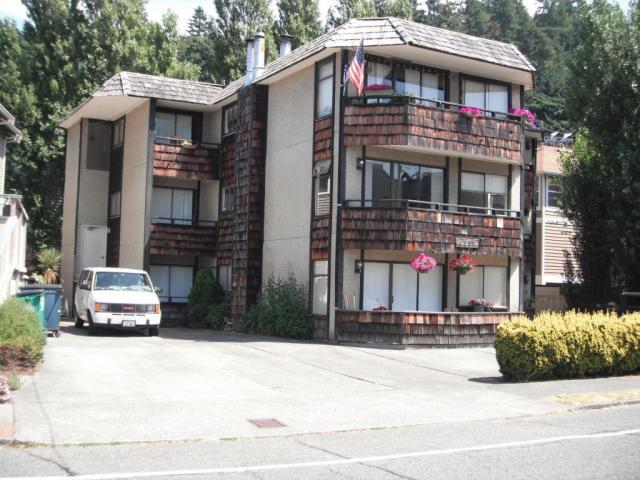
<box><xmin>60</xmin><ymin>18</ymin><xmax>538</xmax><ymax>344</ymax></box>
<box><xmin>0</xmin><ymin>103</ymin><xmax>28</xmax><ymax>303</ymax></box>
<box><xmin>535</xmin><ymin>140</ymin><xmax>576</xmax><ymax>311</ymax></box>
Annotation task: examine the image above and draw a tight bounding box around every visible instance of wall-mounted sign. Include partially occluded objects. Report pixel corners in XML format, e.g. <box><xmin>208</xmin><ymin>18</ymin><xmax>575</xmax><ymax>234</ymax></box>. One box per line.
<box><xmin>455</xmin><ymin>237</ymin><xmax>480</xmax><ymax>249</ymax></box>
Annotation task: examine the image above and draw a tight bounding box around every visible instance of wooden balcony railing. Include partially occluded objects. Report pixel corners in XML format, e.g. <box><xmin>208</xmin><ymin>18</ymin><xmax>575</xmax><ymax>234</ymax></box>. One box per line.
<box><xmin>149</xmin><ymin>222</ymin><xmax>217</xmax><ymax>257</ymax></box>
<box><xmin>153</xmin><ymin>137</ymin><xmax>219</xmax><ymax>181</ymax></box>
<box><xmin>343</xmin><ymin>96</ymin><xmax>524</xmax><ymax>163</ymax></box>
<box><xmin>341</xmin><ymin>199</ymin><xmax>522</xmax><ymax>257</ymax></box>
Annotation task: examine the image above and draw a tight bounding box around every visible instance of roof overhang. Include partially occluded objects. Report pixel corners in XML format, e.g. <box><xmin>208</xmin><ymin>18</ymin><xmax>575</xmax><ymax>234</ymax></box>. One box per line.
<box><xmin>0</xmin><ymin>104</ymin><xmax>22</xmax><ymax>142</ymax></box>
<box><xmin>58</xmin><ymin>96</ymin><xmax>148</xmax><ymax>129</ymax></box>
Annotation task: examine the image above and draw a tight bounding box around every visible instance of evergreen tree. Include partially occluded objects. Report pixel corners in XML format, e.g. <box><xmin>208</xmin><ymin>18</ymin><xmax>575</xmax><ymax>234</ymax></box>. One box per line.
<box><xmin>375</xmin><ymin>0</ymin><xmax>417</xmax><ymax>19</ymax></box>
<box><xmin>213</xmin><ymin>0</ymin><xmax>276</xmax><ymax>83</ymax></box>
<box><xmin>416</xmin><ymin>0</ymin><xmax>464</xmax><ymax>30</ymax></box>
<box><xmin>188</xmin><ymin>6</ymin><xmax>211</xmax><ymax>36</ymax></box>
<box><xmin>327</xmin><ymin>0</ymin><xmax>377</xmax><ymax>29</ymax></box>
<box><xmin>275</xmin><ymin>0</ymin><xmax>324</xmax><ymax>48</ymax></box>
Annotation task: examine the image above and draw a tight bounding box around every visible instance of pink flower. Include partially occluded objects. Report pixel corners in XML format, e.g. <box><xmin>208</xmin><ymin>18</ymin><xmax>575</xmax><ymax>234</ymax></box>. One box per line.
<box><xmin>460</xmin><ymin>106</ymin><xmax>483</xmax><ymax>117</ymax></box>
<box><xmin>364</xmin><ymin>83</ymin><xmax>393</xmax><ymax>91</ymax></box>
<box><xmin>410</xmin><ymin>253</ymin><xmax>437</xmax><ymax>272</ymax></box>
<box><xmin>508</xmin><ymin>108</ymin><xmax>536</xmax><ymax>125</ymax></box>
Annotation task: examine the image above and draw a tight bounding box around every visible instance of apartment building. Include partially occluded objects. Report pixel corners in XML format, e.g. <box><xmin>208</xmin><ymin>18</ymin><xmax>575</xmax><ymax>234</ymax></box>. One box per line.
<box><xmin>535</xmin><ymin>141</ymin><xmax>575</xmax><ymax>311</ymax></box>
<box><xmin>60</xmin><ymin>18</ymin><xmax>538</xmax><ymax>344</ymax></box>
<box><xmin>0</xmin><ymin>103</ymin><xmax>27</xmax><ymax>302</ymax></box>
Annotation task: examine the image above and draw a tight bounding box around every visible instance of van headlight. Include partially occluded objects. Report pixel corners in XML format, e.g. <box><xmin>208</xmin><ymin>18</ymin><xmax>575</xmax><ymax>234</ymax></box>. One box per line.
<box><xmin>146</xmin><ymin>304</ymin><xmax>160</xmax><ymax>313</ymax></box>
<box><xmin>95</xmin><ymin>303</ymin><xmax>110</xmax><ymax>312</ymax></box>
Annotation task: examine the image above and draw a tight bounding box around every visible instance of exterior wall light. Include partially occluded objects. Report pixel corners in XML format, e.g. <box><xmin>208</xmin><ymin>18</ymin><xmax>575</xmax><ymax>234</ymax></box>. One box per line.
<box><xmin>354</xmin><ymin>259</ymin><xmax>364</xmax><ymax>273</ymax></box>
<box><xmin>356</xmin><ymin>158</ymin><xmax>365</xmax><ymax>170</ymax></box>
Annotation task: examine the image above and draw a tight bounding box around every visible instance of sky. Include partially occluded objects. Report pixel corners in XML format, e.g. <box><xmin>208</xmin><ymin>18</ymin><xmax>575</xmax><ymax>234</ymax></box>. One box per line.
<box><xmin>0</xmin><ymin>0</ymin><xmax>632</xmax><ymax>34</ymax></box>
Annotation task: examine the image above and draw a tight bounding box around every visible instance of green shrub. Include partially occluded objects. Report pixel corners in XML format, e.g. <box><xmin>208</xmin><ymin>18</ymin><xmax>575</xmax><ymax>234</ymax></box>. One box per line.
<box><xmin>187</xmin><ymin>268</ymin><xmax>227</xmax><ymax>329</ymax></box>
<box><xmin>495</xmin><ymin>311</ymin><xmax>640</xmax><ymax>381</ymax></box>
<box><xmin>244</xmin><ymin>274</ymin><xmax>312</xmax><ymax>339</ymax></box>
<box><xmin>0</xmin><ymin>298</ymin><xmax>46</xmax><ymax>369</ymax></box>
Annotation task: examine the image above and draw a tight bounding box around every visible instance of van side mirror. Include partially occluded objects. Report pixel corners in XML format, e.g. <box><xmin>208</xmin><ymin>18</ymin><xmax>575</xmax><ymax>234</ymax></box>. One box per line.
<box><xmin>154</xmin><ymin>286</ymin><xmax>163</xmax><ymax>293</ymax></box>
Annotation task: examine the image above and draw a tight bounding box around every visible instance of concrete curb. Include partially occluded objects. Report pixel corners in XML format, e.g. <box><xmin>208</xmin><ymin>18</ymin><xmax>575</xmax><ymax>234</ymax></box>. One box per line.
<box><xmin>0</xmin><ymin>402</ymin><xmax>14</xmax><ymax>444</ymax></box>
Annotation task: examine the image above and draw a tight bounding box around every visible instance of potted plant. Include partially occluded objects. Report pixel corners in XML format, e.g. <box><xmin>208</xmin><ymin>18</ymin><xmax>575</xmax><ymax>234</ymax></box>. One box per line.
<box><xmin>469</xmin><ymin>298</ymin><xmax>492</xmax><ymax>312</ymax></box>
<box><xmin>410</xmin><ymin>253</ymin><xmax>437</xmax><ymax>273</ymax></box>
<box><xmin>364</xmin><ymin>83</ymin><xmax>394</xmax><ymax>97</ymax></box>
<box><xmin>449</xmin><ymin>254</ymin><xmax>476</xmax><ymax>275</ymax></box>
<box><xmin>459</xmin><ymin>106</ymin><xmax>483</xmax><ymax>119</ymax></box>
<box><xmin>508</xmin><ymin>108</ymin><xmax>536</xmax><ymax>126</ymax></box>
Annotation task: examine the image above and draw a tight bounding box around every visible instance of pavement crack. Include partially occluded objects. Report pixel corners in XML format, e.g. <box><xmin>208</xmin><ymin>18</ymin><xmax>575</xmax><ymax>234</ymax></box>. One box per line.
<box><xmin>364</xmin><ymin>463</ymin><xmax>421</xmax><ymax>480</ymax></box>
<box><xmin>345</xmin><ymin>347</ymin><xmax>471</xmax><ymax>379</ymax></box>
<box><xmin>295</xmin><ymin>439</ymin><xmax>351</xmax><ymax>460</ymax></box>
<box><xmin>238</xmin><ymin>344</ymin><xmax>398</xmax><ymax>389</ymax></box>
<box><xmin>25</xmin><ymin>451</ymin><xmax>77</xmax><ymax>476</ymax></box>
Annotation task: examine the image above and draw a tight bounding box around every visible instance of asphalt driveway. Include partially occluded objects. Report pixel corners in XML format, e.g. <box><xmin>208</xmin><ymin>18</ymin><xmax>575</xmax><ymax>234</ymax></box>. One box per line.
<box><xmin>12</xmin><ymin>322</ymin><xmax>640</xmax><ymax>445</ymax></box>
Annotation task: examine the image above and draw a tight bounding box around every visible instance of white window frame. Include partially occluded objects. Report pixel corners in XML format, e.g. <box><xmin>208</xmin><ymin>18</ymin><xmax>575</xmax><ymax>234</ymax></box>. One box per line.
<box><xmin>149</xmin><ymin>265</ymin><xmax>194</xmax><ymax>304</ymax></box>
<box><xmin>316</xmin><ymin>59</ymin><xmax>334</xmax><ymax>119</ymax></box>
<box><xmin>151</xmin><ymin>186</ymin><xmax>194</xmax><ymax>225</ymax></box>
<box><xmin>109</xmin><ymin>191</ymin><xmax>121</xmax><ymax>218</ymax></box>
<box><xmin>546</xmin><ymin>174</ymin><xmax>562</xmax><ymax>209</ymax></box>
<box><xmin>312</xmin><ymin>260</ymin><xmax>329</xmax><ymax>315</ymax></box>
<box><xmin>462</xmin><ymin>78</ymin><xmax>510</xmax><ymax>115</ymax></box>
<box><xmin>458</xmin><ymin>265</ymin><xmax>507</xmax><ymax>308</ymax></box>
<box><xmin>314</xmin><ymin>175</ymin><xmax>331</xmax><ymax>216</ymax></box>
<box><xmin>221</xmin><ymin>185</ymin><xmax>234</xmax><ymax>213</ymax></box>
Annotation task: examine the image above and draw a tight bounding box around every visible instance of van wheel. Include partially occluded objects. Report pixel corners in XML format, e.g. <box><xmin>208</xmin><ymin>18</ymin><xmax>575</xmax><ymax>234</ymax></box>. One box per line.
<box><xmin>87</xmin><ymin>311</ymin><xmax>97</xmax><ymax>336</ymax></box>
<box><xmin>74</xmin><ymin>317</ymin><xmax>84</xmax><ymax>328</ymax></box>
<box><xmin>149</xmin><ymin>327</ymin><xmax>160</xmax><ymax>337</ymax></box>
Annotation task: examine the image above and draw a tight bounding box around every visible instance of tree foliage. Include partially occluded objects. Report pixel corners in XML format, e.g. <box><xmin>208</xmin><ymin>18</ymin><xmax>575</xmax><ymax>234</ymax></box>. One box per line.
<box><xmin>560</xmin><ymin>0</ymin><xmax>640</xmax><ymax>305</ymax></box>
<box><xmin>275</xmin><ymin>0</ymin><xmax>324</xmax><ymax>48</ymax></box>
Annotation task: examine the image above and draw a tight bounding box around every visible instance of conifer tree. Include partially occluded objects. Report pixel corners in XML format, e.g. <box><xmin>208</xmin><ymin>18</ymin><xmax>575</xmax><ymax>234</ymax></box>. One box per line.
<box><xmin>275</xmin><ymin>0</ymin><xmax>324</xmax><ymax>48</ymax></box>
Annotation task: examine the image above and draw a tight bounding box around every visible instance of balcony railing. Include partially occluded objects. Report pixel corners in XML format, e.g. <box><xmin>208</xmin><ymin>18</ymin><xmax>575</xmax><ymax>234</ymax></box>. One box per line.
<box><xmin>341</xmin><ymin>198</ymin><xmax>522</xmax><ymax>257</ymax></box>
<box><xmin>343</xmin><ymin>96</ymin><xmax>524</xmax><ymax>163</ymax></box>
<box><xmin>153</xmin><ymin>137</ymin><xmax>219</xmax><ymax>181</ymax></box>
<box><xmin>149</xmin><ymin>221</ymin><xmax>217</xmax><ymax>257</ymax></box>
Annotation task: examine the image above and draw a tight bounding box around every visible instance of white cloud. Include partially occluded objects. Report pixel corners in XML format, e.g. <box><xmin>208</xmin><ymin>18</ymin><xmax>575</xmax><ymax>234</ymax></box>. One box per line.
<box><xmin>0</xmin><ymin>0</ymin><xmax>28</xmax><ymax>25</ymax></box>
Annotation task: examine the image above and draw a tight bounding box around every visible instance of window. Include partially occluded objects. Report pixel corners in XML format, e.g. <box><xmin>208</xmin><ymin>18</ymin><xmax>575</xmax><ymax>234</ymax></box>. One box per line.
<box><xmin>223</xmin><ymin>103</ymin><xmax>239</xmax><ymax>135</ymax></box>
<box><xmin>221</xmin><ymin>186</ymin><xmax>234</xmax><ymax>213</ymax></box>
<box><xmin>547</xmin><ymin>175</ymin><xmax>562</xmax><ymax>208</ymax></box>
<box><xmin>364</xmin><ymin>159</ymin><xmax>444</xmax><ymax>207</ymax></box>
<box><xmin>218</xmin><ymin>265</ymin><xmax>232</xmax><ymax>291</ymax></box>
<box><xmin>463</xmin><ymin>78</ymin><xmax>509</xmax><ymax>114</ymax></box>
<box><xmin>459</xmin><ymin>265</ymin><xmax>507</xmax><ymax>308</ymax></box>
<box><xmin>366</xmin><ymin>61</ymin><xmax>393</xmax><ymax>88</ymax></box>
<box><xmin>156</xmin><ymin>111</ymin><xmax>194</xmax><ymax>143</ymax></box>
<box><xmin>316</xmin><ymin>59</ymin><xmax>334</xmax><ymax>118</ymax></box>
<box><xmin>151</xmin><ymin>187</ymin><xmax>194</xmax><ymax>225</ymax></box>
<box><xmin>109</xmin><ymin>191</ymin><xmax>121</xmax><ymax>218</ymax></box>
<box><xmin>314</xmin><ymin>175</ymin><xmax>331</xmax><ymax>216</ymax></box>
<box><xmin>362</xmin><ymin>261</ymin><xmax>443</xmax><ymax>311</ymax></box>
<box><xmin>149</xmin><ymin>265</ymin><xmax>193</xmax><ymax>303</ymax></box>
<box><xmin>312</xmin><ymin>260</ymin><xmax>329</xmax><ymax>315</ymax></box>
<box><xmin>86</xmin><ymin>120</ymin><xmax>111</xmax><ymax>171</ymax></box>
<box><xmin>395</xmin><ymin>66</ymin><xmax>445</xmax><ymax>104</ymax></box>
<box><xmin>113</xmin><ymin>117</ymin><xmax>125</xmax><ymax>147</ymax></box>
<box><xmin>460</xmin><ymin>172</ymin><xmax>508</xmax><ymax>214</ymax></box>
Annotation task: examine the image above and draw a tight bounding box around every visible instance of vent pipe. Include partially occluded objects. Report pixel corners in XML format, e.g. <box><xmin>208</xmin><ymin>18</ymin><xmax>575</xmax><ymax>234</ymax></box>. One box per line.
<box><xmin>279</xmin><ymin>34</ymin><xmax>293</xmax><ymax>58</ymax></box>
<box><xmin>245</xmin><ymin>38</ymin><xmax>255</xmax><ymax>85</ymax></box>
<box><xmin>253</xmin><ymin>32</ymin><xmax>265</xmax><ymax>80</ymax></box>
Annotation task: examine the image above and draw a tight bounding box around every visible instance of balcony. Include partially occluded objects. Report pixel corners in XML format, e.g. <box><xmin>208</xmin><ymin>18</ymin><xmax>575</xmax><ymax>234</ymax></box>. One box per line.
<box><xmin>153</xmin><ymin>137</ymin><xmax>219</xmax><ymax>181</ymax></box>
<box><xmin>336</xmin><ymin>310</ymin><xmax>519</xmax><ymax>346</ymax></box>
<box><xmin>149</xmin><ymin>221</ymin><xmax>217</xmax><ymax>257</ymax></box>
<box><xmin>343</xmin><ymin>97</ymin><xmax>523</xmax><ymax>163</ymax></box>
<box><xmin>341</xmin><ymin>199</ymin><xmax>522</xmax><ymax>257</ymax></box>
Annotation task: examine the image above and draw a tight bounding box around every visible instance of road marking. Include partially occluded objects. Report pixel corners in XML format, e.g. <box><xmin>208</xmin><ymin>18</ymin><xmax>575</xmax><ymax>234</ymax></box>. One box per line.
<box><xmin>4</xmin><ymin>428</ymin><xmax>640</xmax><ymax>480</ymax></box>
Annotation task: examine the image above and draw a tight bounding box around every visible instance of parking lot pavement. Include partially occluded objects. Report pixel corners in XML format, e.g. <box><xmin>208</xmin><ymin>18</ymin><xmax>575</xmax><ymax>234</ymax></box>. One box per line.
<box><xmin>11</xmin><ymin>323</ymin><xmax>640</xmax><ymax>445</ymax></box>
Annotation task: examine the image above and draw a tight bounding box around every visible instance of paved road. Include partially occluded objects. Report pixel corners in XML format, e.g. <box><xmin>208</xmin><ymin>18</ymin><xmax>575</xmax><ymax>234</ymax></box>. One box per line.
<box><xmin>11</xmin><ymin>323</ymin><xmax>640</xmax><ymax>445</ymax></box>
<box><xmin>1</xmin><ymin>405</ymin><xmax>639</xmax><ymax>479</ymax></box>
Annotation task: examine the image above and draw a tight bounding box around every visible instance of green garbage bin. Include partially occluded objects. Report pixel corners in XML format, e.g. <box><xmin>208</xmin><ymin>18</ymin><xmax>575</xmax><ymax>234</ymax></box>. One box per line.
<box><xmin>20</xmin><ymin>285</ymin><xmax>63</xmax><ymax>336</ymax></box>
<box><xmin>15</xmin><ymin>289</ymin><xmax>46</xmax><ymax>330</ymax></box>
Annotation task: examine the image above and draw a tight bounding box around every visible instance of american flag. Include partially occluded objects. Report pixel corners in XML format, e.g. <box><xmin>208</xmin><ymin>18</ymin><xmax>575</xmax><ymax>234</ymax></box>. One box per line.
<box><xmin>346</xmin><ymin>38</ymin><xmax>365</xmax><ymax>96</ymax></box>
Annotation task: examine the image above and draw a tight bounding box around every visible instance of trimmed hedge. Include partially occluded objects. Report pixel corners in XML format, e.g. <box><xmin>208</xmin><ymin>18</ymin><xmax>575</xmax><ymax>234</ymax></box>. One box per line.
<box><xmin>0</xmin><ymin>298</ymin><xmax>47</xmax><ymax>369</ymax></box>
<box><xmin>495</xmin><ymin>311</ymin><xmax>640</xmax><ymax>381</ymax></box>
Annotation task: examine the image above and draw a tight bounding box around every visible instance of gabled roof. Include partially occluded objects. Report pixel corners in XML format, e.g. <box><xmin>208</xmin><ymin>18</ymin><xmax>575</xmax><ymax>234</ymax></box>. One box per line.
<box><xmin>0</xmin><ymin>103</ymin><xmax>21</xmax><ymax>142</ymax></box>
<box><xmin>96</xmin><ymin>72</ymin><xmax>223</xmax><ymax>105</ymax></box>
<box><xmin>214</xmin><ymin>17</ymin><xmax>535</xmax><ymax>104</ymax></box>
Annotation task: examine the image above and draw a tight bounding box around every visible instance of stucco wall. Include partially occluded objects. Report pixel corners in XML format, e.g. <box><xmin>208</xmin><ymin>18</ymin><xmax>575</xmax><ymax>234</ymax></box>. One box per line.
<box><xmin>262</xmin><ymin>65</ymin><xmax>314</xmax><ymax>284</ymax></box>
<box><xmin>76</xmin><ymin>120</ymin><xmax>109</xmax><ymax>227</ymax></box>
<box><xmin>119</xmin><ymin>101</ymin><xmax>150</xmax><ymax>269</ymax></box>
<box><xmin>61</xmin><ymin>122</ymin><xmax>81</xmax><ymax>311</ymax></box>
<box><xmin>203</xmin><ymin>110</ymin><xmax>222</xmax><ymax>144</ymax></box>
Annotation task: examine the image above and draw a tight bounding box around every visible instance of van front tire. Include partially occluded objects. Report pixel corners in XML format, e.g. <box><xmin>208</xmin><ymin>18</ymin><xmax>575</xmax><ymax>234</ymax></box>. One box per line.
<box><xmin>149</xmin><ymin>327</ymin><xmax>160</xmax><ymax>337</ymax></box>
<box><xmin>87</xmin><ymin>311</ymin><xmax>98</xmax><ymax>336</ymax></box>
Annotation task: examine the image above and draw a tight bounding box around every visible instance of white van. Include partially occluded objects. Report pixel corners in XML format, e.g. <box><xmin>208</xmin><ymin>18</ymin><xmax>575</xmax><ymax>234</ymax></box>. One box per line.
<box><xmin>74</xmin><ymin>268</ymin><xmax>162</xmax><ymax>336</ymax></box>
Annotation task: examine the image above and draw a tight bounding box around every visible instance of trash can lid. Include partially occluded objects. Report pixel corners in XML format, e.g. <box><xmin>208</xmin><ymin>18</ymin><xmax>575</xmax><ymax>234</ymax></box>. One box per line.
<box><xmin>16</xmin><ymin>290</ymin><xmax>45</xmax><ymax>296</ymax></box>
<box><xmin>20</xmin><ymin>284</ymin><xmax>63</xmax><ymax>291</ymax></box>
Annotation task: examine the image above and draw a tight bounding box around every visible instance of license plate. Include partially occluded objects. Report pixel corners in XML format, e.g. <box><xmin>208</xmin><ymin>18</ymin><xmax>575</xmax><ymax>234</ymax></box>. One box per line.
<box><xmin>122</xmin><ymin>320</ymin><xmax>136</xmax><ymax>327</ymax></box>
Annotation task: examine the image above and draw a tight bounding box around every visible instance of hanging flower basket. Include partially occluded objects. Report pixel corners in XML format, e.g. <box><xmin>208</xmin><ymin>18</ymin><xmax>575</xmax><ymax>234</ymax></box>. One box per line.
<box><xmin>449</xmin><ymin>255</ymin><xmax>477</xmax><ymax>275</ymax></box>
<box><xmin>469</xmin><ymin>298</ymin><xmax>492</xmax><ymax>312</ymax></box>
<box><xmin>410</xmin><ymin>253</ymin><xmax>437</xmax><ymax>273</ymax></box>
<box><xmin>459</xmin><ymin>106</ymin><xmax>483</xmax><ymax>119</ymax></box>
<box><xmin>508</xmin><ymin>108</ymin><xmax>536</xmax><ymax>126</ymax></box>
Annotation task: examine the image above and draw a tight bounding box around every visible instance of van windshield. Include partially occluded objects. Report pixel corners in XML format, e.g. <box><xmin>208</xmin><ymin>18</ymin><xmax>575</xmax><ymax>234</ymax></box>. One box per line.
<box><xmin>93</xmin><ymin>272</ymin><xmax>153</xmax><ymax>292</ymax></box>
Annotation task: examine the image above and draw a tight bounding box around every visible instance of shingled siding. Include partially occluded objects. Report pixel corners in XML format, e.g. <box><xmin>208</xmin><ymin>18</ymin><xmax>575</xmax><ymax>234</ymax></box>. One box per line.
<box><xmin>149</xmin><ymin>223</ymin><xmax>217</xmax><ymax>256</ymax></box>
<box><xmin>341</xmin><ymin>207</ymin><xmax>522</xmax><ymax>257</ymax></box>
<box><xmin>153</xmin><ymin>143</ymin><xmax>219</xmax><ymax>181</ymax></box>
<box><xmin>217</xmin><ymin>139</ymin><xmax>235</xmax><ymax>266</ymax></box>
<box><xmin>336</xmin><ymin>310</ymin><xmax>519</xmax><ymax>346</ymax></box>
<box><xmin>231</xmin><ymin>85</ymin><xmax>268</xmax><ymax>319</ymax></box>
<box><xmin>311</xmin><ymin>217</ymin><xmax>330</xmax><ymax>260</ymax></box>
<box><xmin>343</xmin><ymin>104</ymin><xmax>523</xmax><ymax>163</ymax></box>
